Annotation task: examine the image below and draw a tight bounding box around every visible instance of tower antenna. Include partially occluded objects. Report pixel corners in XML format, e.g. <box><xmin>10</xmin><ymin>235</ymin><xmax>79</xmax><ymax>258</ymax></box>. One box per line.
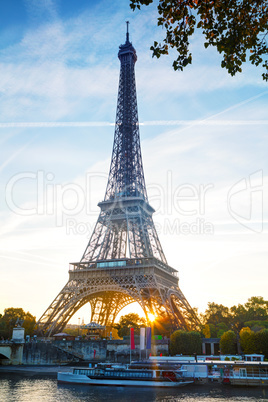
<box><xmin>126</xmin><ymin>20</ymin><xmax>130</xmax><ymax>42</ymax></box>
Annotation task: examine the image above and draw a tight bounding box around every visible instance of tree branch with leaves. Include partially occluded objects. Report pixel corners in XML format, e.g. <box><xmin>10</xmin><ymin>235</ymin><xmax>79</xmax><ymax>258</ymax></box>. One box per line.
<box><xmin>130</xmin><ymin>0</ymin><xmax>268</xmax><ymax>80</ymax></box>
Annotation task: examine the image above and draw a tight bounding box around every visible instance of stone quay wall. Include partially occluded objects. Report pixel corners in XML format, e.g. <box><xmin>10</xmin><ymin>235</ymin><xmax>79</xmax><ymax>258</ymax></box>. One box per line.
<box><xmin>23</xmin><ymin>342</ymin><xmax>80</xmax><ymax>365</ymax></box>
<box><xmin>20</xmin><ymin>339</ymin><xmax>169</xmax><ymax>365</ymax></box>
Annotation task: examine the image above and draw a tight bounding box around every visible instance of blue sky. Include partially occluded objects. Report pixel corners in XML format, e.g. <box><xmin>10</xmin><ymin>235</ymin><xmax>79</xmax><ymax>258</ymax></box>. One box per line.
<box><xmin>0</xmin><ymin>0</ymin><xmax>267</xmax><ymax>324</ymax></box>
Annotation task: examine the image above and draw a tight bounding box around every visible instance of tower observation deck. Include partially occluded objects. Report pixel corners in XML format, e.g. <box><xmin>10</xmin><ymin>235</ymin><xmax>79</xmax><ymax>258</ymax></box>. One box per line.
<box><xmin>36</xmin><ymin>25</ymin><xmax>199</xmax><ymax>336</ymax></box>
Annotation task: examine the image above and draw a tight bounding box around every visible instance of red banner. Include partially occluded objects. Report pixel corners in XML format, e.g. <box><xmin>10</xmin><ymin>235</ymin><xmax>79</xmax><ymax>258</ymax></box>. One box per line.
<box><xmin>130</xmin><ymin>328</ymin><xmax>135</xmax><ymax>350</ymax></box>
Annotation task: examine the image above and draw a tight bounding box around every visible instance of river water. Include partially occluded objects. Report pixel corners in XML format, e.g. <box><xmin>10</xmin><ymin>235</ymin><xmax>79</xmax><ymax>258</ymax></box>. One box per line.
<box><xmin>0</xmin><ymin>375</ymin><xmax>267</xmax><ymax>402</ymax></box>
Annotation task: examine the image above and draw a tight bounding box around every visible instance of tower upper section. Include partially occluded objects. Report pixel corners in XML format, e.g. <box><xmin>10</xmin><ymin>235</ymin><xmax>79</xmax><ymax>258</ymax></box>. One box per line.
<box><xmin>104</xmin><ymin>25</ymin><xmax>148</xmax><ymax>202</ymax></box>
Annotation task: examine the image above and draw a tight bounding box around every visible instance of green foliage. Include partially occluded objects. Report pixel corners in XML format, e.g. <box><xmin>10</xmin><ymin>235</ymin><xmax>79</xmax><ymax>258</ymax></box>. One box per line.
<box><xmin>170</xmin><ymin>330</ymin><xmax>202</xmax><ymax>355</ymax></box>
<box><xmin>204</xmin><ymin>303</ymin><xmax>231</xmax><ymax>326</ymax></box>
<box><xmin>63</xmin><ymin>327</ymin><xmax>79</xmax><ymax>336</ymax></box>
<box><xmin>201</xmin><ymin>304</ymin><xmax>230</xmax><ymax>338</ymax></box>
<box><xmin>0</xmin><ymin>307</ymin><xmax>36</xmax><ymax>338</ymax></box>
<box><xmin>0</xmin><ymin>319</ymin><xmax>6</xmax><ymax>339</ymax></box>
<box><xmin>202</xmin><ymin>322</ymin><xmax>227</xmax><ymax>338</ymax></box>
<box><xmin>199</xmin><ymin>299</ymin><xmax>267</xmax><ymax>357</ymax></box>
<box><xmin>230</xmin><ymin>304</ymin><xmax>252</xmax><ymax>331</ymax></box>
<box><xmin>245</xmin><ymin>320</ymin><xmax>268</xmax><ymax>331</ymax></box>
<box><xmin>207</xmin><ymin>323</ymin><xmax>217</xmax><ymax>337</ymax></box>
<box><xmin>239</xmin><ymin>327</ymin><xmax>256</xmax><ymax>354</ymax></box>
<box><xmin>129</xmin><ymin>0</ymin><xmax>268</xmax><ymax>80</ymax></box>
<box><xmin>113</xmin><ymin>313</ymin><xmax>146</xmax><ymax>338</ymax></box>
<box><xmin>231</xmin><ymin>297</ymin><xmax>268</xmax><ymax>332</ymax></box>
<box><xmin>200</xmin><ymin>297</ymin><xmax>268</xmax><ymax>336</ymax></box>
<box><xmin>255</xmin><ymin>329</ymin><xmax>268</xmax><ymax>358</ymax></box>
<box><xmin>203</xmin><ymin>324</ymin><xmax>211</xmax><ymax>338</ymax></box>
<box><xmin>220</xmin><ymin>330</ymin><xmax>237</xmax><ymax>354</ymax></box>
<box><xmin>245</xmin><ymin>297</ymin><xmax>268</xmax><ymax>318</ymax></box>
<box><xmin>217</xmin><ymin>328</ymin><xmax>226</xmax><ymax>338</ymax></box>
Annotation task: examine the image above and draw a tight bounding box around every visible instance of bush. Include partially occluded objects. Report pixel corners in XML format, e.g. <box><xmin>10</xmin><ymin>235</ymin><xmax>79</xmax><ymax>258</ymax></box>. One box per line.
<box><xmin>255</xmin><ymin>329</ymin><xmax>268</xmax><ymax>358</ymax></box>
<box><xmin>239</xmin><ymin>327</ymin><xmax>256</xmax><ymax>354</ymax></box>
<box><xmin>220</xmin><ymin>330</ymin><xmax>237</xmax><ymax>354</ymax></box>
<box><xmin>170</xmin><ymin>330</ymin><xmax>202</xmax><ymax>355</ymax></box>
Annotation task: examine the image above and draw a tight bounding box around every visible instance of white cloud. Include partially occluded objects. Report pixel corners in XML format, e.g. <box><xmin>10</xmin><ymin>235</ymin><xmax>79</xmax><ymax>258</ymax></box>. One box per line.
<box><xmin>1</xmin><ymin>4</ymin><xmax>266</xmax><ymax>123</ymax></box>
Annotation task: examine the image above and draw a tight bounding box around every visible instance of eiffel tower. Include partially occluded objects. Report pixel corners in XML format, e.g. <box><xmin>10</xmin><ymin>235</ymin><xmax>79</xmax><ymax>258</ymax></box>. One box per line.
<box><xmin>36</xmin><ymin>24</ymin><xmax>198</xmax><ymax>336</ymax></box>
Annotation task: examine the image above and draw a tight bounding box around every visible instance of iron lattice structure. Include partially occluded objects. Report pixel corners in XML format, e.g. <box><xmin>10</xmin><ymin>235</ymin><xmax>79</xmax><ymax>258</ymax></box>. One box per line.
<box><xmin>36</xmin><ymin>28</ymin><xmax>199</xmax><ymax>336</ymax></box>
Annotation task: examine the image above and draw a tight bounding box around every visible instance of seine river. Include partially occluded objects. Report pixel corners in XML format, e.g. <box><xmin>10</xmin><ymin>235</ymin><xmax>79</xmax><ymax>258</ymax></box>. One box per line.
<box><xmin>0</xmin><ymin>375</ymin><xmax>267</xmax><ymax>402</ymax></box>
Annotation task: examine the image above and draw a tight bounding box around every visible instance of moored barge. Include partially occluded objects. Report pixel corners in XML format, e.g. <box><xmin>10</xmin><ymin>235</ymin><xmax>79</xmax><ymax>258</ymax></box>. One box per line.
<box><xmin>57</xmin><ymin>363</ymin><xmax>193</xmax><ymax>388</ymax></box>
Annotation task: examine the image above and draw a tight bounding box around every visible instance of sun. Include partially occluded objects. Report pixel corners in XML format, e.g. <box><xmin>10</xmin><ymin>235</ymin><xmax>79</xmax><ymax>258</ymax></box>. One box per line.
<box><xmin>148</xmin><ymin>313</ymin><xmax>156</xmax><ymax>322</ymax></box>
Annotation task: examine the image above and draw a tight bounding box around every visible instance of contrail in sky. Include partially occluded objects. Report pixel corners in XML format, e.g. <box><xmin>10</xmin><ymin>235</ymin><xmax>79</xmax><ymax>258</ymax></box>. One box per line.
<box><xmin>0</xmin><ymin>120</ymin><xmax>267</xmax><ymax>128</ymax></box>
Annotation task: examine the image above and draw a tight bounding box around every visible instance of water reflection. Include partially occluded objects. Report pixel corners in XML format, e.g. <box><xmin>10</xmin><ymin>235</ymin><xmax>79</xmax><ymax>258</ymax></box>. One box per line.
<box><xmin>0</xmin><ymin>375</ymin><xmax>267</xmax><ymax>402</ymax></box>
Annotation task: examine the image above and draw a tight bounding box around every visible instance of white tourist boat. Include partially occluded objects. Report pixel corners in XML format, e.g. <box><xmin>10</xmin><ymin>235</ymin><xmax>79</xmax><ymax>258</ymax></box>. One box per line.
<box><xmin>148</xmin><ymin>356</ymin><xmax>268</xmax><ymax>386</ymax></box>
<box><xmin>57</xmin><ymin>364</ymin><xmax>193</xmax><ymax>388</ymax></box>
<box><xmin>222</xmin><ymin>361</ymin><xmax>268</xmax><ymax>386</ymax></box>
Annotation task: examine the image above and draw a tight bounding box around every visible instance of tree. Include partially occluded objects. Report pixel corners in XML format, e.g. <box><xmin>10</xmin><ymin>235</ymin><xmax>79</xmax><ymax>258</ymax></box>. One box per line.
<box><xmin>245</xmin><ymin>296</ymin><xmax>268</xmax><ymax>319</ymax></box>
<box><xmin>201</xmin><ymin>303</ymin><xmax>231</xmax><ymax>337</ymax></box>
<box><xmin>200</xmin><ymin>297</ymin><xmax>268</xmax><ymax>340</ymax></box>
<box><xmin>0</xmin><ymin>308</ymin><xmax>36</xmax><ymax>338</ymax></box>
<box><xmin>255</xmin><ymin>329</ymin><xmax>268</xmax><ymax>359</ymax></box>
<box><xmin>245</xmin><ymin>320</ymin><xmax>268</xmax><ymax>332</ymax></box>
<box><xmin>130</xmin><ymin>0</ymin><xmax>268</xmax><ymax>80</ymax></box>
<box><xmin>170</xmin><ymin>330</ymin><xmax>202</xmax><ymax>355</ymax></box>
<box><xmin>24</xmin><ymin>313</ymin><xmax>36</xmax><ymax>335</ymax></box>
<box><xmin>220</xmin><ymin>330</ymin><xmax>237</xmax><ymax>354</ymax></box>
<box><xmin>239</xmin><ymin>327</ymin><xmax>256</xmax><ymax>354</ymax></box>
<box><xmin>203</xmin><ymin>324</ymin><xmax>211</xmax><ymax>339</ymax></box>
<box><xmin>63</xmin><ymin>327</ymin><xmax>79</xmax><ymax>337</ymax></box>
<box><xmin>203</xmin><ymin>302</ymin><xmax>230</xmax><ymax>326</ymax></box>
<box><xmin>113</xmin><ymin>313</ymin><xmax>146</xmax><ymax>338</ymax></box>
<box><xmin>216</xmin><ymin>322</ymin><xmax>229</xmax><ymax>338</ymax></box>
<box><xmin>230</xmin><ymin>304</ymin><xmax>251</xmax><ymax>332</ymax></box>
<box><xmin>230</xmin><ymin>297</ymin><xmax>268</xmax><ymax>332</ymax></box>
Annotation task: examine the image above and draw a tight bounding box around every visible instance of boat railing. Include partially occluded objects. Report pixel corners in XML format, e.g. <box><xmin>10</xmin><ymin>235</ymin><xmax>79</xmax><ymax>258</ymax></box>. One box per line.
<box><xmin>224</xmin><ymin>370</ymin><xmax>268</xmax><ymax>379</ymax></box>
<box><xmin>232</xmin><ymin>373</ymin><xmax>268</xmax><ymax>379</ymax></box>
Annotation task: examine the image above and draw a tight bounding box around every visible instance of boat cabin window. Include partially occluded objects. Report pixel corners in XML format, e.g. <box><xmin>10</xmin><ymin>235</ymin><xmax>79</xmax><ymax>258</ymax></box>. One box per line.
<box><xmin>74</xmin><ymin>369</ymin><xmax>93</xmax><ymax>375</ymax></box>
